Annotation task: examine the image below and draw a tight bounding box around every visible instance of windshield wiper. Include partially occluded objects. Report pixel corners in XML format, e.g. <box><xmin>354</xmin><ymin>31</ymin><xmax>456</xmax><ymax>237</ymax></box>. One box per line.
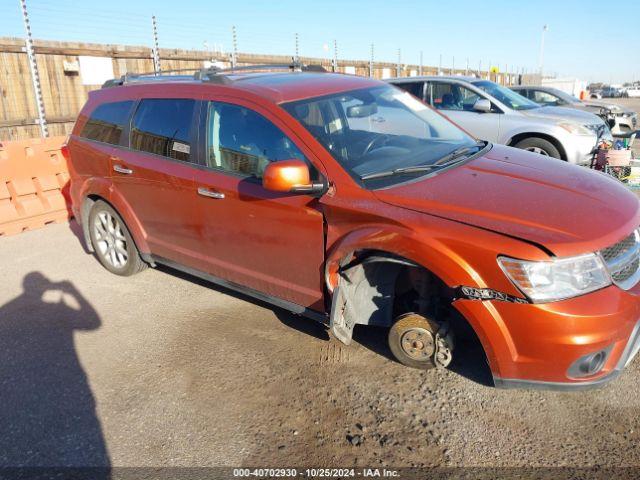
<box><xmin>359</xmin><ymin>141</ymin><xmax>486</xmax><ymax>181</ymax></box>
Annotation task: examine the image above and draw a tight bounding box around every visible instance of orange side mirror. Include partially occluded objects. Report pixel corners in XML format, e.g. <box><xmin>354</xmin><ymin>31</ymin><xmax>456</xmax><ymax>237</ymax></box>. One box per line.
<box><xmin>263</xmin><ymin>159</ymin><xmax>313</xmax><ymax>192</ymax></box>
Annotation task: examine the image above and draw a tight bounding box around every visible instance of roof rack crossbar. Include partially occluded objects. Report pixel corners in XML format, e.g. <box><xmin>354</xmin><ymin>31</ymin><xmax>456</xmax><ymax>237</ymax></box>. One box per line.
<box><xmin>101</xmin><ymin>60</ymin><xmax>326</xmax><ymax>88</ymax></box>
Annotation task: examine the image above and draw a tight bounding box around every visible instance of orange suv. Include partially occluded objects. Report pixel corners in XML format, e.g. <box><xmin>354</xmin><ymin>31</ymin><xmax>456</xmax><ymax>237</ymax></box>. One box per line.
<box><xmin>66</xmin><ymin>64</ymin><xmax>640</xmax><ymax>390</ymax></box>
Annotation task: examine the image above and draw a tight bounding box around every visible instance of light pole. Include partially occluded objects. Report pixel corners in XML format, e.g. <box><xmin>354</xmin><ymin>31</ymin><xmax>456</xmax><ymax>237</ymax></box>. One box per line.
<box><xmin>538</xmin><ymin>24</ymin><xmax>548</xmax><ymax>79</ymax></box>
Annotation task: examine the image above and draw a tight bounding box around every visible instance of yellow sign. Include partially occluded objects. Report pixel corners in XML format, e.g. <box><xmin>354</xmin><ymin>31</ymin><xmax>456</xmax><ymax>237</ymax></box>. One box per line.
<box><xmin>490</xmin><ymin>66</ymin><xmax>500</xmax><ymax>74</ymax></box>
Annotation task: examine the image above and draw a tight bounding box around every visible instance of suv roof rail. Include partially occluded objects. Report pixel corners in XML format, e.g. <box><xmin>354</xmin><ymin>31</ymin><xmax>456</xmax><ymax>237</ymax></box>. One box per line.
<box><xmin>101</xmin><ymin>59</ymin><xmax>327</xmax><ymax>88</ymax></box>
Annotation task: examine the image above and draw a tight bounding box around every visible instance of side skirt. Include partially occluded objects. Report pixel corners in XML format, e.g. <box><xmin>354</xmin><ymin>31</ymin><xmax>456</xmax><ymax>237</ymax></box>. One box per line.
<box><xmin>147</xmin><ymin>254</ymin><xmax>329</xmax><ymax>325</ymax></box>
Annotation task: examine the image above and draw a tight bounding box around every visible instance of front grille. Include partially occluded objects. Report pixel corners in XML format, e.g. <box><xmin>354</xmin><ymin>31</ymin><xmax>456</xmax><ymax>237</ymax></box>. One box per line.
<box><xmin>600</xmin><ymin>230</ymin><xmax>640</xmax><ymax>289</ymax></box>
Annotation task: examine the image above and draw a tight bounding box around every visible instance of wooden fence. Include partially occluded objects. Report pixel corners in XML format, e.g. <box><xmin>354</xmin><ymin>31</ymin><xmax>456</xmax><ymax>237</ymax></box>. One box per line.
<box><xmin>0</xmin><ymin>37</ymin><xmax>535</xmax><ymax>141</ymax></box>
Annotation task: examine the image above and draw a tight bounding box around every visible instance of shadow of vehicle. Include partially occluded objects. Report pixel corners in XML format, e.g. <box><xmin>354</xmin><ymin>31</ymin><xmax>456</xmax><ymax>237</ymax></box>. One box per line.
<box><xmin>0</xmin><ymin>272</ymin><xmax>110</xmax><ymax>477</ymax></box>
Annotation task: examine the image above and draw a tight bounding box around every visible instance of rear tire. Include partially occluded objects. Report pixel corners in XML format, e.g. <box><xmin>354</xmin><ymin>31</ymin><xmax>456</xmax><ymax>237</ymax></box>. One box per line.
<box><xmin>88</xmin><ymin>200</ymin><xmax>147</xmax><ymax>276</ymax></box>
<box><xmin>513</xmin><ymin>137</ymin><xmax>561</xmax><ymax>159</ymax></box>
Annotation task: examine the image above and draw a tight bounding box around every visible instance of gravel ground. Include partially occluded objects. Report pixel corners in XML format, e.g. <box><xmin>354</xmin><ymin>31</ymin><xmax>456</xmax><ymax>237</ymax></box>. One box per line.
<box><xmin>1</xmin><ymin>221</ymin><xmax>640</xmax><ymax>475</ymax></box>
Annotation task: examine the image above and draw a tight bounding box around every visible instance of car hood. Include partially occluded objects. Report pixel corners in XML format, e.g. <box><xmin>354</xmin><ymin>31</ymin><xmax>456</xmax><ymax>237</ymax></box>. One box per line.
<box><xmin>522</xmin><ymin>106</ymin><xmax>604</xmax><ymax>125</ymax></box>
<box><xmin>374</xmin><ymin>145</ymin><xmax>640</xmax><ymax>257</ymax></box>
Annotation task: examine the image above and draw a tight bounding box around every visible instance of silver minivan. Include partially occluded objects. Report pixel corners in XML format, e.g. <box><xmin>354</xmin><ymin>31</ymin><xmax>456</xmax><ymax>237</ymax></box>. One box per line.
<box><xmin>388</xmin><ymin>76</ymin><xmax>612</xmax><ymax>165</ymax></box>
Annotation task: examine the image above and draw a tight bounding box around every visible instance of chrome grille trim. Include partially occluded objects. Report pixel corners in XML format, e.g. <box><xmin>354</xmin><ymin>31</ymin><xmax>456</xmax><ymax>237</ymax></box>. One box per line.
<box><xmin>600</xmin><ymin>229</ymin><xmax>640</xmax><ymax>290</ymax></box>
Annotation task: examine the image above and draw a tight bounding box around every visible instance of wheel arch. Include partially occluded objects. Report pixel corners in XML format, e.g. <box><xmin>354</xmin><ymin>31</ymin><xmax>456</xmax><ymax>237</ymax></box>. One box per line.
<box><xmin>326</xmin><ymin>235</ymin><xmax>499</xmax><ymax>374</ymax></box>
<box><xmin>80</xmin><ymin>188</ymin><xmax>151</xmax><ymax>256</ymax></box>
<box><xmin>506</xmin><ymin>132</ymin><xmax>567</xmax><ymax>160</ymax></box>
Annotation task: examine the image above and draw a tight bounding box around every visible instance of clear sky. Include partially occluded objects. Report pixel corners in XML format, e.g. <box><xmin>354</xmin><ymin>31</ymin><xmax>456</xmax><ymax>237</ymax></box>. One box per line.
<box><xmin>3</xmin><ymin>0</ymin><xmax>639</xmax><ymax>84</ymax></box>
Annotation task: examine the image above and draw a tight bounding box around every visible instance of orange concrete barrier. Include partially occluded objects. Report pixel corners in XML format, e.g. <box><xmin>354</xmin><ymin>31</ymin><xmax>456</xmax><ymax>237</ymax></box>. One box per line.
<box><xmin>0</xmin><ymin>136</ymin><xmax>72</xmax><ymax>236</ymax></box>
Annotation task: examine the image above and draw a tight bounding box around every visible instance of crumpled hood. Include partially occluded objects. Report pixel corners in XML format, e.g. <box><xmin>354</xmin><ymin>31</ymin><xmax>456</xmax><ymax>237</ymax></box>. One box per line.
<box><xmin>523</xmin><ymin>106</ymin><xmax>604</xmax><ymax>125</ymax></box>
<box><xmin>374</xmin><ymin>145</ymin><xmax>640</xmax><ymax>257</ymax></box>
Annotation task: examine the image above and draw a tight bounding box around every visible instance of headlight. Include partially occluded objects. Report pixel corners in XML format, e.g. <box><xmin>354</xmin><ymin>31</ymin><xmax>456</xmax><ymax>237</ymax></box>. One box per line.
<box><xmin>497</xmin><ymin>254</ymin><xmax>611</xmax><ymax>303</ymax></box>
<box><xmin>558</xmin><ymin>122</ymin><xmax>595</xmax><ymax>136</ymax></box>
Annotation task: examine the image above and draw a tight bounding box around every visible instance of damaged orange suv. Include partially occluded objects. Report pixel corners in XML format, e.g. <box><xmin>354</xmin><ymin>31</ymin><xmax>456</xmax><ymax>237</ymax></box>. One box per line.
<box><xmin>67</xmin><ymin>64</ymin><xmax>640</xmax><ymax>390</ymax></box>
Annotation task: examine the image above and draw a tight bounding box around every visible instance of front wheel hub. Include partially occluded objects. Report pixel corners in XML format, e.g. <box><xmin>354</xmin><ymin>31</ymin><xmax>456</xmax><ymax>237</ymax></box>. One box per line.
<box><xmin>388</xmin><ymin>313</ymin><xmax>454</xmax><ymax>370</ymax></box>
<box><xmin>400</xmin><ymin>328</ymin><xmax>435</xmax><ymax>360</ymax></box>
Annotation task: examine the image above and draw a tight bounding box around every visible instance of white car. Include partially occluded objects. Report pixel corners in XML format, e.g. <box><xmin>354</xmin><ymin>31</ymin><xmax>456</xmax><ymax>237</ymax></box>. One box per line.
<box><xmin>388</xmin><ymin>76</ymin><xmax>612</xmax><ymax>165</ymax></box>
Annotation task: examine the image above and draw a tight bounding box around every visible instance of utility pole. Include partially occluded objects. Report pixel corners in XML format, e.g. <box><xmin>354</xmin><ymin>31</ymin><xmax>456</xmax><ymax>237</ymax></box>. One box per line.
<box><xmin>452</xmin><ymin>56</ymin><xmax>455</xmax><ymax>75</ymax></box>
<box><xmin>332</xmin><ymin>39</ymin><xmax>337</xmax><ymax>72</ymax></box>
<box><xmin>465</xmin><ymin>57</ymin><xmax>469</xmax><ymax>76</ymax></box>
<box><xmin>294</xmin><ymin>33</ymin><xmax>299</xmax><ymax>62</ymax></box>
<box><xmin>151</xmin><ymin>15</ymin><xmax>161</xmax><ymax>74</ymax></box>
<box><xmin>19</xmin><ymin>0</ymin><xmax>47</xmax><ymax>138</ymax></box>
<box><xmin>396</xmin><ymin>48</ymin><xmax>401</xmax><ymax>77</ymax></box>
<box><xmin>419</xmin><ymin>51</ymin><xmax>423</xmax><ymax>76</ymax></box>
<box><xmin>438</xmin><ymin>54</ymin><xmax>442</xmax><ymax>75</ymax></box>
<box><xmin>369</xmin><ymin>44</ymin><xmax>374</xmax><ymax>78</ymax></box>
<box><xmin>539</xmin><ymin>24</ymin><xmax>548</xmax><ymax>78</ymax></box>
<box><xmin>231</xmin><ymin>25</ymin><xmax>238</xmax><ymax>69</ymax></box>
<box><xmin>478</xmin><ymin>60</ymin><xmax>482</xmax><ymax>78</ymax></box>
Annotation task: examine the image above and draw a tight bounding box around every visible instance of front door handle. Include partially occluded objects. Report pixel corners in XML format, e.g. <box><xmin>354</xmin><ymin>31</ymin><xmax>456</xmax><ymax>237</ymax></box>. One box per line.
<box><xmin>113</xmin><ymin>165</ymin><xmax>133</xmax><ymax>175</ymax></box>
<box><xmin>197</xmin><ymin>187</ymin><xmax>225</xmax><ymax>199</ymax></box>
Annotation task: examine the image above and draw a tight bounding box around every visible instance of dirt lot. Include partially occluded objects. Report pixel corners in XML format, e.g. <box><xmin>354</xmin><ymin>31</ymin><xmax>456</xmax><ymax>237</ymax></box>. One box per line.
<box><xmin>1</xmin><ymin>220</ymin><xmax>640</xmax><ymax>476</ymax></box>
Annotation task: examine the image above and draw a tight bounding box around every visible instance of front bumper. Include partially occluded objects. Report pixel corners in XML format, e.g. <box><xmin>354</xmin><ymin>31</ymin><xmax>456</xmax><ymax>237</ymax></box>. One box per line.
<box><xmin>454</xmin><ymin>282</ymin><xmax>640</xmax><ymax>390</ymax></box>
<box><xmin>494</xmin><ymin>319</ymin><xmax>640</xmax><ymax>390</ymax></box>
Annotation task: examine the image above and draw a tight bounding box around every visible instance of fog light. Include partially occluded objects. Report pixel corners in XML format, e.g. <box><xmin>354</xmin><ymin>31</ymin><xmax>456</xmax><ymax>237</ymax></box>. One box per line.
<box><xmin>567</xmin><ymin>346</ymin><xmax>612</xmax><ymax>379</ymax></box>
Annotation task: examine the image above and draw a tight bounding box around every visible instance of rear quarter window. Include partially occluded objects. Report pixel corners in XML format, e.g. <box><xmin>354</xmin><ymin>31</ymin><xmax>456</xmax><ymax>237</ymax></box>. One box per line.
<box><xmin>80</xmin><ymin>101</ymin><xmax>134</xmax><ymax>145</ymax></box>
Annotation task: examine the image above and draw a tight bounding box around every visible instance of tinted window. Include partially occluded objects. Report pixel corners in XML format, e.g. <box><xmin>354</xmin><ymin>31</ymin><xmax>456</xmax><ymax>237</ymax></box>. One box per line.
<box><xmin>395</xmin><ymin>82</ymin><xmax>424</xmax><ymax>99</ymax></box>
<box><xmin>81</xmin><ymin>101</ymin><xmax>133</xmax><ymax>145</ymax></box>
<box><xmin>130</xmin><ymin>99</ymin><xmax>196</xmax><ymax>162</ymax></box>
<box><xmin>206</xmin><ymin>102</ymin><xmax>306</xmax><ymax>179</ymax></box>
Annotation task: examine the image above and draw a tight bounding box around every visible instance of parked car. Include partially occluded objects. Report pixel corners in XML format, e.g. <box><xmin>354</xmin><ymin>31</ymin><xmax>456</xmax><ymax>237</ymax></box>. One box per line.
<box><xmin>389</xmin><ymin>76</ymin><xmax>611</xmax><ymax>164</ymax></box>
<box><xmin>602</xmin><ymin>86</ymin><xmax>624</xmax><ymax>98</ymax></box>
<box><xmin>512</xmin><ymin>85</ymin><xmax>638</xmax><ymax>136</ymax></box>
<box><xmin>66</xmin><ymin>66</ymin><xmax>640</xmax><ymax>390</ymax></box>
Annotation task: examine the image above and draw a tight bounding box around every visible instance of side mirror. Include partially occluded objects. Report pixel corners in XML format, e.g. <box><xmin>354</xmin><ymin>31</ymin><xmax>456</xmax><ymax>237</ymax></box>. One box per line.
<box><xmin>473</xmin><ymin>98</ymin><xmax>492</xmax><ymax>113</ymax></box>
<box><xmin>262</xmin><ymin>159</ymin><xmax>325</xmax><ymax>194</ymax></box>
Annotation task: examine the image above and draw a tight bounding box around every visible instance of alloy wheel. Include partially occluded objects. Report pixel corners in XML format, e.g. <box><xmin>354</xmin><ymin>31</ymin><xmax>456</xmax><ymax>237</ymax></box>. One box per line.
<box><xmin>525</xmin><ymin>146</ymin><xmax>549</xmax><ymax>156</ymax></box>
<box><xmin>93</xmin><ymin>211</ymin><xmax>128</xmax><ymax>268</ymax></box>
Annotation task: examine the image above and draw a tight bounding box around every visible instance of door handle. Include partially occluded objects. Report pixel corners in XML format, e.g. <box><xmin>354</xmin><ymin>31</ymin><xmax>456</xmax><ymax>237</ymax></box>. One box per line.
<box><xmin>197</xmin><ymin>187</ymin><xmax>225</xmax><ymax>199</ymax></box>
<box><xmin>113</xmin><ymin>165</ymin><xmax>133</xmax><ymax>175</ymax></box>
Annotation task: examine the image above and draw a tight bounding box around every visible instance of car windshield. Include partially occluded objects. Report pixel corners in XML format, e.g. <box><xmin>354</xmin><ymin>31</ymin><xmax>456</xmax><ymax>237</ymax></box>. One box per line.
<box><xmin>473</xmin><ymin>80</ymin><xmax>540</xmax><ymax>111</ymax></box>
<box><xmin>283</xmin><ymin>85</ymin><xmax>480</xmax><ymax>188</ymax></box>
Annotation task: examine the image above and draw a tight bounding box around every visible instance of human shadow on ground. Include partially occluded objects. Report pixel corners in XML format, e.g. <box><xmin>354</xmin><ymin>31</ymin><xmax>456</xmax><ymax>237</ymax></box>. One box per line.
<box><xmin>0</xmin><ymin>272</ymin><xmax>110</xmax><ymax>477</ymax></box>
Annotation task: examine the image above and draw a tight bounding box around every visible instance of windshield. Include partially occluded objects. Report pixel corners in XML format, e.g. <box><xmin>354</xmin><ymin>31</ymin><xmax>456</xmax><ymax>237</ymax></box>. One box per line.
<box><xmin>283</xmin><ymin>85</ymin><xmax>479</xmax><ymax>187</ymax></box>
<box><xmin>472</xmin><ymin>80</ymin><xmax>540</xmax><ymax>111</ymax></box>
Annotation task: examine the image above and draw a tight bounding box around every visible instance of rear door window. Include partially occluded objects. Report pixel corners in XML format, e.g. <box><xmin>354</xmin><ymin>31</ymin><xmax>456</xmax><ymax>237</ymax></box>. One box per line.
<box><xmin>130</xmin><ymin>99</ymin><xmax>196</xmax><ymax>162</ymax></box>
<box><xmin>80</xmin><ymin>101</ymin><xmax>134</xmax><ymax>145</ymax></box>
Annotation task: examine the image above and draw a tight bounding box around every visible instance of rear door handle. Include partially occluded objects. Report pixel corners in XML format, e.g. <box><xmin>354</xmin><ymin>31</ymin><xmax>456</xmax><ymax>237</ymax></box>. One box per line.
<box><xmin>113</xmin><ymin>165</ymin><xmax>133</xmax><ymax>175</ymax></box>
<box><xmin>197</xmin><ymin>187</ymin><xmax>225</xmax><ymax>199</ymax></box>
